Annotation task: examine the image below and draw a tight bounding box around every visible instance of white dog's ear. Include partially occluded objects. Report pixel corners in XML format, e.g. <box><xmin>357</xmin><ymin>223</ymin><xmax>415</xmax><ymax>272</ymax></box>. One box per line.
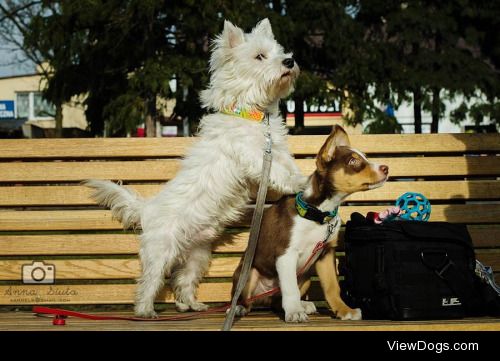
<box><xmin>222</xmin><ymin>20</ymin><xmax>245</xmax><ymax>48</ymax></box>
<box><xmin>252</xmin><ymin>18</ymin><xmax>274</xmax><ymax>39</ymax></box>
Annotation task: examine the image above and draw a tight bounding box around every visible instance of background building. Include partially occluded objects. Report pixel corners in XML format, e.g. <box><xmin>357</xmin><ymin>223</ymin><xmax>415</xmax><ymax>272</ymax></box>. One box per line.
<box><xmin>0</xmin><ymin>72</ymin><xmax>87</xmax><ymax>137</ymax></box>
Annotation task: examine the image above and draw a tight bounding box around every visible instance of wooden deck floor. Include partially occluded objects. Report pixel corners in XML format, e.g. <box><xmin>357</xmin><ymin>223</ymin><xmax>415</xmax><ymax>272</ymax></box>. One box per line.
<box><xmin>1</xmin><ymin>310</ymin><xmax>499</xmax><ymax>331</ymax></box>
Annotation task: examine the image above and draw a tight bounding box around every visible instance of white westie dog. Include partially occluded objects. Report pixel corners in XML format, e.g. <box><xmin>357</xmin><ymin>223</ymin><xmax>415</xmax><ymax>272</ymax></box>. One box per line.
<box><xmin>85</xmin><ymin>18</ymin><xmax>305</xmax><ymax>318</ymax></box>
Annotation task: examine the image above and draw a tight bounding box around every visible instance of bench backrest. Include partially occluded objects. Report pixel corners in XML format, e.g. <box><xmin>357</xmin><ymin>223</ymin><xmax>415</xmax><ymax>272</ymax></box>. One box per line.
<box><xmin>0</xmin><ymin>134</ymin><xmax>499</xmax><ymax>307</ymax></box>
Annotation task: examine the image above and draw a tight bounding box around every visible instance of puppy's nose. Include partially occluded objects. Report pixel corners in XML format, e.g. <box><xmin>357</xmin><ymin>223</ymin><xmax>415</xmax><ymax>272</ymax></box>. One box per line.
<box><xmin>380</xmin><ymin>165</ymin><xmax>389</xmax><ymax>175</ymax></box>
<box><xmin>282</xmin><ymin>58</ymin><xmax>295</xmax><ymax>69</ymax></box>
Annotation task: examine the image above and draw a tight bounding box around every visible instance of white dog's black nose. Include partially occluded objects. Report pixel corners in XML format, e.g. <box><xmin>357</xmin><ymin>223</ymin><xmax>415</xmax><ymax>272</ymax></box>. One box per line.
<box><xmin>282</xmin><ymin>58</ymin><xmax>295</xmax><ymax>69</ymax></box>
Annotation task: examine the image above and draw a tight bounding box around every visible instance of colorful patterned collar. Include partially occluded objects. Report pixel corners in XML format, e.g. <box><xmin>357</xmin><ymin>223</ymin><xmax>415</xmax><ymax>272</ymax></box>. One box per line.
<box><xmin>221</xmin><ymin>105</ymin><xmax>266</xmax><ymax>122</ymax></box>
<box><xmin>295</xmin><ymin>191</ymin><xmax>339</xmax><ymax>225</ymax></box>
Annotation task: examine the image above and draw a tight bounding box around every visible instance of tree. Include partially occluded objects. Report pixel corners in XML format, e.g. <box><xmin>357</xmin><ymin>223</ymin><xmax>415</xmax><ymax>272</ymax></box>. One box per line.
<box><xmin>26</xmin><ymin>1</ymin><xmax>173</xmax><ymax>136</ymax></box>
<box><xmin>0</xmin><ymin>0</ymin><xmax>67</xmax><ymax>137</ymax></box>
<box><xmin>23</xmin><ymin>1</ymin><xmax>89</xmax><ymax>137</ymax></box>
<box><xmin>353</xmin><ymin>0</ymin><xmax>499</xmax><ymax>133</ymax></box>
<box><xmin>287</xmin><ymin>0</ymin><xmax>352</xmax><ymax>133</ymax></box>
<box><xmin>0</xmin><ymin>1</ymin><xmax>39</xmax><ymax>75</ymax></box>
<box><xmin>256</xmin><ymin>0</ymin><xmax>370</xmax><ymax>134</ymax></box>
<box><xmin>450</xmin><ymin>0</ymin><xmax>500</xmax><ymax>130</ymax></box>
<box><xmin>23</xmin><ymin>1</ymin><xmax>253</xmax><ymax>136</ymax></box>
<box><xmin>10</xmin><ymin>0</ymin><xmax>499</xmax><ymax>137</ymax></box>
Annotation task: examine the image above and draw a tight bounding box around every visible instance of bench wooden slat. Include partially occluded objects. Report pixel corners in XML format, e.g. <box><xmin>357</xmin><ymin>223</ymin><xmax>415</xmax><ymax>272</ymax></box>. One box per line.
<box><xmin>347</xmin><ymin>180</ymin><xmax>500</xmax><ymax>202</ymax></box>
<box><xmin>0</xmin><ymin>160</ymin><xmax>181</xmax><ymax>182</ymax></box>
<box><xmin>1</xmin><ymin>226</ymin><xmax>499</xmax><ymax>256</ymax></box>
<box><xmin>0</xmin><ymin>283</ymin><xmax>232</xmax><ymax>305</ymax></box>
<box><xmin>1</xmin><ymin>180</ymin><xmax>499</xmax><ymax>206</ymax></box>
<box><xmin>1</xmin><ymin>251</ymin><xmax>497</xmax><ymax>281</ymax></box>
<box><xmin>466</xmin><ymin>226</ymin><xmax>500</xmax><ymax>248</ymax></box>
<box><xmin>0</xmin><ymin>234</ymin><xmax>140</xmax><ymax>256</ymax></box>
<box><xmin>0</xmin><ymin>257</ymin><xmax>241</xmax><ymax>280</ymax></box>
<box><xmin>1</xmin><ymin>273</ymin><xmax>498</xmax><ymax>306</ymax></box>
<box><xmin>0</xmin><ymin>233</ymin><xmax>247</xmax><ymax>255</ymax></box>
<box><xmin>478</xmin><ymin>253</ymin><xmax>500</xmax><ymax>272</ymax></box>
<box><xmin>1</xmin><ymin>156</ymin><xmax>499</xmax><ymax>182</ymax></box>
<box><xmin>0</xmin><ymin>134</ymin><xmax>499</xmax><ymax>159</ymax></box>
<box><xmin>1</xmin><ymin>205</ymin><xmax>499</xmax><ymax>231</ymax></box>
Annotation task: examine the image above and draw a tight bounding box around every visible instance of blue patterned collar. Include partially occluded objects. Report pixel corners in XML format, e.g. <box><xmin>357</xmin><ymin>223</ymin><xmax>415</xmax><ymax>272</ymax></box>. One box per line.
<box><xmin>295</xmin><ymin>191</ymin><xmax>339</xmax><ymax>224</ymax></box>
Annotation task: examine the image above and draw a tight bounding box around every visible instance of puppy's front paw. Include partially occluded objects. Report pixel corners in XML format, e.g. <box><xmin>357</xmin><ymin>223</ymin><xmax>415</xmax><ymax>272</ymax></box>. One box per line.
<box><xmin>338</xmin><ymin>307</ymin><xmax>362</xmax><ymax>320</ymax></box>
<box><xmin>285</xmin><ymin>309</ymin><xmax>309</xmax><ymax>323</ymax></box>
<box><xmin>226</xmin><ymin>305</ymin><xmax>249</xmax><ymax>317</ymax></box>
<box><xmin>301</xmin><ymin>301</ymin><xmax>317</xmax><ymax>315</ymax></box>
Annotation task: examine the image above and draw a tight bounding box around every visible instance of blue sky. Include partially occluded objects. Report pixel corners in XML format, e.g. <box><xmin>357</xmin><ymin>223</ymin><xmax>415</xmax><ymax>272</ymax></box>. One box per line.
<box><xmin>0</xmin><ymin>21</ymin><xmax>36</xmax><ymax>77</ymax></box>
<box><xmin>0</xmin><ymin>47</ymin><xmax>35</xmax><ymax>77</ymax></box>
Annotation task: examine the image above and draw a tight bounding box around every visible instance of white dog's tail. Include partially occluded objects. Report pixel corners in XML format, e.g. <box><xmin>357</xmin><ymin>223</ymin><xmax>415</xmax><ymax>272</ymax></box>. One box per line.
<box><xmin>83</xmin><ymin>179</ymin><xmax>144</xmax><ymax>229</ymax></box>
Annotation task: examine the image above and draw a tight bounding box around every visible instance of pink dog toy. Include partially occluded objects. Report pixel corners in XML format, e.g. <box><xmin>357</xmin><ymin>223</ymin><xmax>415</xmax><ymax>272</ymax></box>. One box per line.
<box><xmin>367</xmin><ymin>206</ymin><xmax>401</xmax><ymax>224</ymax></box>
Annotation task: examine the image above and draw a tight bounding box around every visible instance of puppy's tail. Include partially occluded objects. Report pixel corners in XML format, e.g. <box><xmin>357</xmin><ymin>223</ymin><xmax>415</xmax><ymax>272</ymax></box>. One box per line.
<box><xmin>83</xmin><ymin>179</ymin><xmax>144</xmax><ymax>229</ymax></box>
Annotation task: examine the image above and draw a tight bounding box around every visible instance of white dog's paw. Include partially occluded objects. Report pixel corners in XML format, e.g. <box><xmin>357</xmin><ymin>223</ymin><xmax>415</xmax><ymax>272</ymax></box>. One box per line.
<box><xmin>226</xmin><ymin>305</ymin><xmax>248</xmax><ymax>317</ymax></box>
<box><xmin>175</xmin><ymin>301</ymin><xmax>190</xmax><ymax>312</ymax></box>
<box><xmin>339</xmin><ymin>307</ymin><xmax>362</xmax><ymax>321</ymax></box>
<box><xmin>176</xmin><ymin>301</ymin><xmax>209</xmax><ymax>312</ymax></box>
<box><xmin>301</xmin><ymin>301</ymin><xmax>317</xmax><ymax>315</ymax></box>
<box><xmin>291</xmin><ymin>174</ymin><xmax>308</xmax><ymax>193</ymax></box>
<box><xmin>134</xmin><ymin>305</ymin><xmax>158</xmax><ymax>319</ymax></box>
<box><xmin>189</xmin><ymin>301</ymin><xmax>209</xmax><ymax>311</ymax></box>
<box><xmin>284</xmin><ymin>307</ymin><xmax>309</xmax><ymax>323</ymax></box>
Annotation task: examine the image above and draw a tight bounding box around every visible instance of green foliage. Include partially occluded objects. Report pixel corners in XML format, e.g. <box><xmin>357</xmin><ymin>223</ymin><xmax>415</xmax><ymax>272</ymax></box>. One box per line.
<box><xmin>451</xmin><ymin>100</ymin><xmax>500</xmax><ymax>129</ymax></box>
<box><xmin>364</xmin><ymin>112</ymin><xmax>403</xmax><ymax>134</ymax></box>
<box><xmin>104</xmin><ymin>93</ymin><xmax>145</xmax><ymax>135</ymax></box>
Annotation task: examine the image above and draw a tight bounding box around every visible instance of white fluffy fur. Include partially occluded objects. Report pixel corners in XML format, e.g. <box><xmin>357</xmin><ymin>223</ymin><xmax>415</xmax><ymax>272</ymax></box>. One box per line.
<box><xmin>84</xmin><ymin>18</ymin><xmax>306</xmax><ymax>318</ymax></box>
<box><xmin>84</xmin><ymin>180</ymin><xmax>143</xmax><ymax>229</ymax></box>
<box><xmin>201</xmin><ymin>19</ymin><xmax>298</xmax><ymax>111</ymax></box>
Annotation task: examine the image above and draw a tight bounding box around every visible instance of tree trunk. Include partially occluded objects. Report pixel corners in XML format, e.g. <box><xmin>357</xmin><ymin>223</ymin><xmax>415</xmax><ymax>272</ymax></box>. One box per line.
<box><xmin>413</xmin><ymin>88</ymin><xmax>422</xmax><ymax>134</ymax></box>
<box><xmin>145</xmin><ymin>95</ymin><xmax>157</xmax><ymax>137</ymax></box>
<box><xmin>54</xmin><ymin>102</ymin><xmax>63</xmax><ymax>138</ymax></box>
<box><xmin>85</xmin><ymin>93</ymin><xmax>106</xmax><ymax>137</ymax></box>
<box><xmin>430</xmin><ymin>87</ymin><xmax>440</xmax><ymax>133</ymax></box>
<box><xmin>293</xmin><ymin>95</ymin><xmax>304</xmax><ymax>134</ymax></box>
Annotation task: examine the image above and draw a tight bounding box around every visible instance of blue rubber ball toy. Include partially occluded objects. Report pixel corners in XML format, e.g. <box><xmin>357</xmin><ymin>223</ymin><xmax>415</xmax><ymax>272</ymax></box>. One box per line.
<box><xmin>396</xmin><ymin>192</ymin><xmax>431</xmax><ymax>221</ymax></box>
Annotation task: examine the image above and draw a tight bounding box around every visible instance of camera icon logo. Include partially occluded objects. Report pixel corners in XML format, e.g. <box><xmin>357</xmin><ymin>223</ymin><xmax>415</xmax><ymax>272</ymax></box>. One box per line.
<box><xmin>22</xmin><ymin>261</ymin><xmax>56</xmax><ymax>284</ymax></box>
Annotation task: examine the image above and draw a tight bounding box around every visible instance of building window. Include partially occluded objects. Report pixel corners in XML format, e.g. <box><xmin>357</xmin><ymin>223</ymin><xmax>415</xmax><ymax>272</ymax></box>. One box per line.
<box><xmin>16</xmin><ymin>92</ymin><xmax>55</xmax><ymax>120</ymax></box>
<box><xmin>33</xmin><ymin>93</ymin><xmax>54</xmax><ymax>118</ymax></box>
<box><xmin>16</xmin><ymin>93</ymin><xmax>29</xmax><ymax>118</ymax></box>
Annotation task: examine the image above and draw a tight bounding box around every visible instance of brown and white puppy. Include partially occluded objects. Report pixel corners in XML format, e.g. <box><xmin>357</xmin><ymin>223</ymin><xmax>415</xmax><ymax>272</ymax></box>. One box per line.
<box><xmin>231</xmin><ymin>125</ymin><xmax>389</xmax><ymax>322</ymax></box>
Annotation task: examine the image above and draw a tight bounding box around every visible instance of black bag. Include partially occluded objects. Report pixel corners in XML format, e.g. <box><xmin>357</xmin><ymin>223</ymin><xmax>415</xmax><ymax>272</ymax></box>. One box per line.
<box><xmin>342</xmin><ymin>215</ymin><xmax>500</xmax><ymax>320</ymax></box>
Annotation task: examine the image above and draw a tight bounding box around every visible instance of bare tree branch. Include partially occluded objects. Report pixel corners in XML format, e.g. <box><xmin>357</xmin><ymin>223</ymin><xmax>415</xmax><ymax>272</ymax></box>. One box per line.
<box><xmin>0</xmin><ymin>0</ymin><xmax>47</xmax><ymax>76</ymax></box>
<box><xmin>0</xmin><ymin>0</ymin><xmax>42</xmax><ymax>23</ymax></box>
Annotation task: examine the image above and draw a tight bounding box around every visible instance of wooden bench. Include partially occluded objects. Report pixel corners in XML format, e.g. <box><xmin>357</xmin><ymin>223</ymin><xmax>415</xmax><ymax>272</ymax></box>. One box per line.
<box><xmin>0</xmin><ymin>133</ymin><xmax>499</xmax><ymax>330</ymax></box>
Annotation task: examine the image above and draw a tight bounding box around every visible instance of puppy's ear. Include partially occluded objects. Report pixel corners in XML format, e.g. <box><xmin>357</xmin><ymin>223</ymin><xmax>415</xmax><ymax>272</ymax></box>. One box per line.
<box><xmin>329</xmin><ymin>125</ymin><xmax>350</xmax><ymax>147</ymax></box>
<box><xmin>252</xmin><ymin>18</ymin><xmax>274</xmax><ymax>39</ymax></box>
<box><xmin>222</xmin><ymin>20</ymin><xmax>245</xmax><ymax>48</ymax></box>
<box><xmin>316</xmin><ymin>125</ymin><xmax>351</xmax><ymax>171</ymax></box>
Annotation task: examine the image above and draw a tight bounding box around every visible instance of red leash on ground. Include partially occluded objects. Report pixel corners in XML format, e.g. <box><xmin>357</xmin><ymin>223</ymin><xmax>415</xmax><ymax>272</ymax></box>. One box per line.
<box><xmin>32</xmin><ymin>304</ymin><xmax>232</xmax><ymax>325</ymax></box>
<box><xmin>33</xmin><ymin>241</ymin><xmax>328</xmax><ymax>325</ymax></box>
